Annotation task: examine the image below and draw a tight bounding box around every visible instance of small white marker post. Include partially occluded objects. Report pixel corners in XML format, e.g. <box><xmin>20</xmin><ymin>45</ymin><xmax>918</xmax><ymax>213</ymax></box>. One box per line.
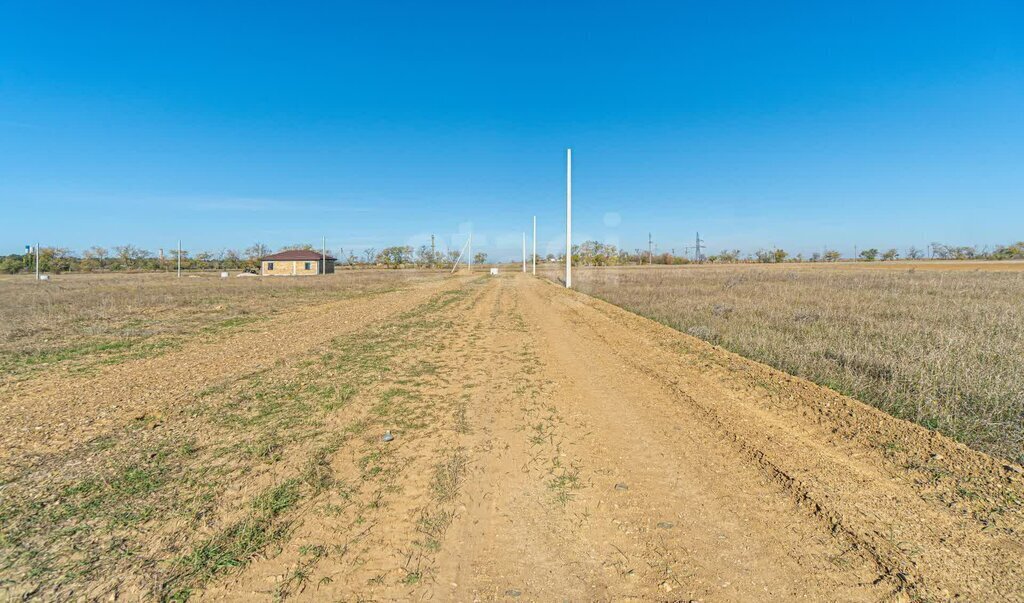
<box><xmin>532</xmin><ymin>215</ymin><xmax>537</xmax><ymax>275</ymax></box>
<box><xmin>565</xmin><ymin>148</ymin><xmax>572</xmax><ymax>288</ymax></box>
<box><xmin>522</xmin><ymin>232</ymin><xmax>526</xmax><ymax>273</ymax></box>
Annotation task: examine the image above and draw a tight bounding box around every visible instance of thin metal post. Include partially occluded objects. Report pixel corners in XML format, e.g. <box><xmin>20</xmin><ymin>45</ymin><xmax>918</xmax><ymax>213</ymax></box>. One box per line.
<box><xmin>322</xmin><ymin>236</ymin><xmax>327</xmax><ymax>275</ymax></box>
<box><xmin>35</xmin><ymin>242</ymin><xmax>40</xmax><ymax>280</ymax></box>
<box><xmin>565</xmin><ymin>148</ymin><xmax>572</xmax><ymax>288</ymax></box>
<box><xmin>177</xmin><ymin>240</ymin><xmax>181</xmax><ymax>277</ymax></box>
<box><xmin>522</xmin><ymin>232</ymin><xmax>526</xmax><ymax>273</ymax></box>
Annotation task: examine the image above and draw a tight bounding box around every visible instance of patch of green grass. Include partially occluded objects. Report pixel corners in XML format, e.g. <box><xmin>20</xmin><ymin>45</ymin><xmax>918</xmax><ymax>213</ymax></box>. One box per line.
<box><xmin>99</xmin><ymin>338</ymin><xmax>181</xmax><ymax>365</ymax></box>
<box><xmin>0</xmin><ymin>438</ymin><xmax>204</xmax><ymax>591</ymax></box>
<box><xmin>372</xmin><ymin>387</ymin><xmax>413</xmax><ymax>417</ymax></box>
<box><xmin>197</xmin><ymin>382</ymin><xmax>229</xmax><ymax>398</ymax></box>
<box><xmin>548</xmin><ymin>466</ymin><xmax>583</xmax><ymax>505</ymax></box>
<box><xmin>315</xmin><ymin>383</ymin><xmax>357</xmax><ymax>412</ymax></box>
<box><xmin>358</xmin><ymin>449</ymin><xmax>388</xmax><ymax>479</ymax></box>
<box><xmin>370</xmin><ymin>387</ymin><xmax>431</xmax><ymax>430</ymax></box>
<box><xmin>51</xmin><ymin>452</ymin><xmax>178</xmax><ymax>529</ymax></box>
<box><xmin>165</xmin><ymin>480</ymin><xmax>301</xmax><ymax>595</ymax></box>
<box><xmin>2</xmin><ymin>339</ymin><xmax>134</xmax><ymax>368</ymax></box>
<box><xmin>0</xmin><ymin>337</ymin><xmax>182</xmax><ymax>375</ymax></box>
<box><xmin>201</xmin><ymin>315</ymin><xmax>260</xmax><ymax>333</ymax></box>
<box><xmin>241</xmin><ymin>436</ymin><xmax>284</xmax><ymax>464</ymax></box>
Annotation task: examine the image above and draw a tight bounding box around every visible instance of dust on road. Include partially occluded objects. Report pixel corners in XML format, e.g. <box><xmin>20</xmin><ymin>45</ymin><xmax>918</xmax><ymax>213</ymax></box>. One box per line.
<box><xmin>1</xmin><ymin>274</ymin><xmax>1021</xmax><ymax>601</ymax></box>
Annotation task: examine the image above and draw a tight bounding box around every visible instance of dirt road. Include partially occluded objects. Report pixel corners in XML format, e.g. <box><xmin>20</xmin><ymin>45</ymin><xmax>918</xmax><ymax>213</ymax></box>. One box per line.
<box><xmin>1</xmin><ymin>274</ymin><xmax>1021</xmax><ymax>601</ymax></box>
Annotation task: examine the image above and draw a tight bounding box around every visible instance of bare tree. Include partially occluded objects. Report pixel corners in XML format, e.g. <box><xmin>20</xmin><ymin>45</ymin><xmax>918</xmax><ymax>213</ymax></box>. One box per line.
<box><xmin>378</xmin><ymin>246</ymin><xmax>412</xmax><ymax>268</ymax></box>
<box><xmin>245</xmin><ymin>243</ymin><xmax>270</xmax><ymax>261</ymax></box>
<box><xmin>114</xmin><ymin>245</ymin><xmax>150</xmax><ymax>270</ymax></box>
<box><xmin>83</xmin><ymin>246</ymin><xmax>108</xmax><ymax>270</ymax></box>
<box><xmin>224</xmin><ymin>249</ymin><xmax>241</xmax><ymax>268</ymax></box>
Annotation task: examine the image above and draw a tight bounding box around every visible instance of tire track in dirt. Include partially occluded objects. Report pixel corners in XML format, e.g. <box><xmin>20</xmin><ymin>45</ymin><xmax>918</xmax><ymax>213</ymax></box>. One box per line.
<box><xmin>524</xmin><ymin>276</ymin><xmax>1024</xmax><ymax>601</ymax></box>
<box><xmin>435</xmin><ymin>276</ymin><xmax>894</xmax><ymax>601</ymax></box>
<box><xmin>435</xmin><ymin>276</ymin><xmax>611</xmax><ymax>601</ymax></box>
<box><xmin>0</xmin><ymin>277</ymin><xmax>460</xmax><ymax>473</ymax></box>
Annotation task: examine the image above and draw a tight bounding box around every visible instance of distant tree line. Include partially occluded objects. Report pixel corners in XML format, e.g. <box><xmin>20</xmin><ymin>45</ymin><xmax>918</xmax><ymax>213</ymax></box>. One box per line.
<box><xmin>0</xmin><ymin>240</ymin><xmax>494</xmax><ymax>274</ymax></box>
<box><xmin>561</xmin><ymin>239</ymin><xmax>1024</xmax><ymax>266</ymax></box>
<box><xmin>3</xmin><ymin>239</ymin><xmax>1021</xmax><ymax>274</ymax></box>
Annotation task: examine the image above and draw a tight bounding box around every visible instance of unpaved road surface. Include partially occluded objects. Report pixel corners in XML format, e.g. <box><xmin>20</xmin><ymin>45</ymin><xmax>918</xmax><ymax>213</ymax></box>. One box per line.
<box><xmin>1</xmin><ymin>274</ymin><xmax>1022</xmax><ymax>601</ymax></box>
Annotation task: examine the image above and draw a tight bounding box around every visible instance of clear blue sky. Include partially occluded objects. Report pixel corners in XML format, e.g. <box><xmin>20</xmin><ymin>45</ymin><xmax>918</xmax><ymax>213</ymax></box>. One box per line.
<box><xmin>2</xmin><ymin>1</ymin><xmax>1022</xmax><ymax>260</ymax></box>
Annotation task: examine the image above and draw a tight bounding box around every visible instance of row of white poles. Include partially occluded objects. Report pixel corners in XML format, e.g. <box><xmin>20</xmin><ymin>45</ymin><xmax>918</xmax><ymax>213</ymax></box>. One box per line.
<box><xmin>516</xmin><ymin>147</ymin><xmax>571</xmax><ymax>287</ymax></box>
<box><xmin>167</xmin><ymin>148</ymin><xmax>575</xmax><ymax>285</ymax></box>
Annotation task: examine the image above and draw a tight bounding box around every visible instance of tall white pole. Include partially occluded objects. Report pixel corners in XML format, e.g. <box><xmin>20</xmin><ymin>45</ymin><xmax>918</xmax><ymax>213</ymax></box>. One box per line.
<box><xmin>565</xmin><ymin>148</ymin><xmax>572</xmax><ymax>288</ymax></box>
<box><xmin>35</xmin><ymin>242</ymin><xmax>40</xmax><ymax>281</ymax></box>
<box><xmin>177</xmin><ymin>240</ymin><xmax>181</xmax><ymax>278</ymax></box>
<box><xmin>532</xmin><ymin>215</ymin><xmax>537</xmax><ymax>275</ymax></box>
<box><xmin>522</xmin><ymin>232</ymin><xmax>526</xmax><ymax>273</ymax></box>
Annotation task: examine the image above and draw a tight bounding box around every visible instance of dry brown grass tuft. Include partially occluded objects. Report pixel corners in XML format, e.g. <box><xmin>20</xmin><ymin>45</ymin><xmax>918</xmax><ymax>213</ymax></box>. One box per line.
<box><xmin>541</xmin><ymin>264</ymin><xmax>1024</xmax><ymax>462</ymax></box>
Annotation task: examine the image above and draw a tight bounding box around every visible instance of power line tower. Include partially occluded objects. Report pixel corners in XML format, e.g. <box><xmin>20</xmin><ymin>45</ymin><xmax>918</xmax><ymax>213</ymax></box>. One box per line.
<box><xmin>648</xmin><ymin>232</ymin><xmax>653</xmax><ymax>265</ymax></box>
<box><xmin>694</xmin><ymin>232</ymin><xmax>705</xmax><ymax>263</ymax></box>
<box><xmin>430</xmin><ymin>234</ymin><xmax>436</xmax><ymax>268</ymax></box>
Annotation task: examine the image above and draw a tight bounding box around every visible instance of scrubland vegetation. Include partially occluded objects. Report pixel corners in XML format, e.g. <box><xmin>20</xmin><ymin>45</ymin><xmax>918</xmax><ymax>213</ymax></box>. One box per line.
<box><xmin>0</xmin><ymin>243</ymin><xmax>464</xmax><ymax>274</ymax></box>
<box><xmin>543</xmin><ymin>264</ymin><xmax>1024</xmax><ymax>462</ymax></box>
<box><xmin>564</xmin><ymin>240</ymin><xmax>1024</xmax><ymax>265</ymax></box>
<box><xmin>3</xmin><ymin>239</ymin><xmax>1022</xmax><ymax>274</ymax></box>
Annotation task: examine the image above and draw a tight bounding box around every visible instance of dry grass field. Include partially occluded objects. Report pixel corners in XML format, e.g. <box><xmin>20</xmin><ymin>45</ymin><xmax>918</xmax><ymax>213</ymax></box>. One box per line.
<box><xmin>0</xmin><ymin>271</ymin><xmax>441</xmax><ymax>384</ymax></box>
<box><xmin>1</xmin><ymin>270</ymin><xmax>1022</xmax><ymax>601</ymax></box>
<box><xmin>539</xmin><ymin>262</ymin><xmax>1024</xmax><ymax>462</ymax></box>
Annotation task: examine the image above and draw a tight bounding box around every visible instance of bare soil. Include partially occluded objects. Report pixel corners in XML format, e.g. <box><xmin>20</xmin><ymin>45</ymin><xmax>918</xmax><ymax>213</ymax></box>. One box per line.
<box><xmin>1</xmin><ymin>274</ymin><xmax>1021</xmax><ymax>601</ymax></box>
